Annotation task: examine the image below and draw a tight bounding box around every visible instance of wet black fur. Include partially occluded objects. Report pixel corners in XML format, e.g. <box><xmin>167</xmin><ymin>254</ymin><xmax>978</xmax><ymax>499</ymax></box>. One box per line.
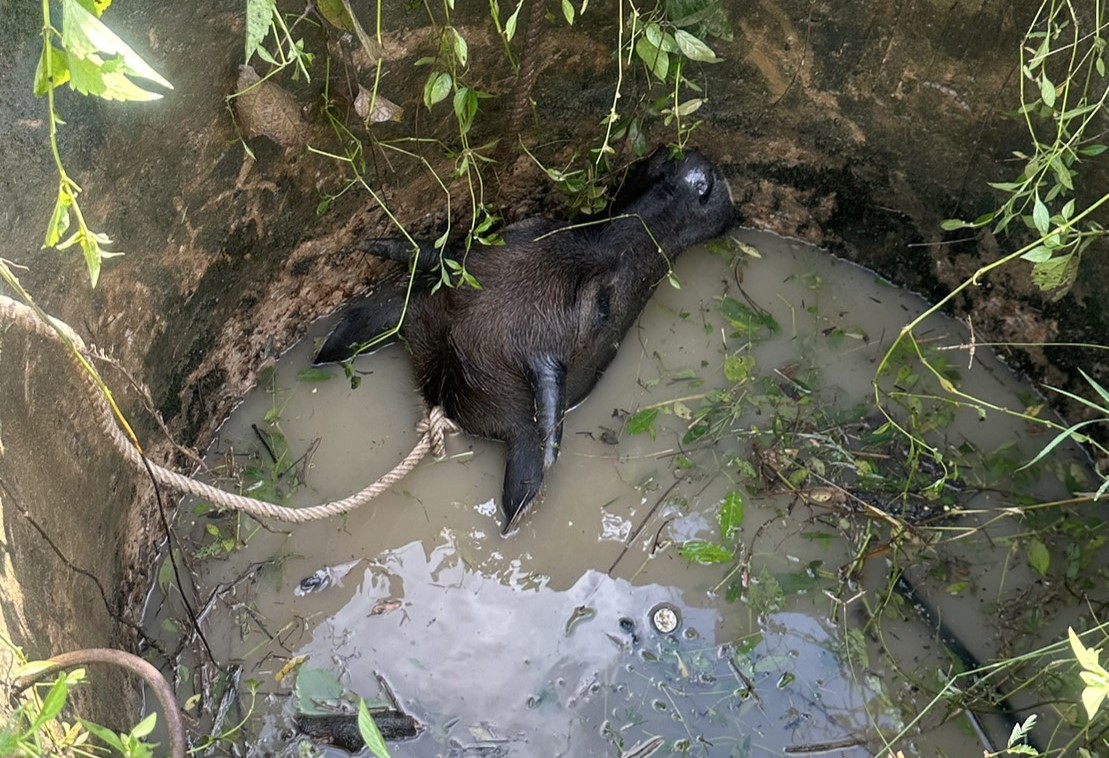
<box><xmin>316</xmin><ymin>148</ymin><xmax>738</xmax><ymax>532</ymax></box>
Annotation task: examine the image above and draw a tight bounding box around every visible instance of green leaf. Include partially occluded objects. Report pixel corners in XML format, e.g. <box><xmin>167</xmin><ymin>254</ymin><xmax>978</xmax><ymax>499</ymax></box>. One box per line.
<box><xmin>1027</xmin><ymin>537</ymin><xmax>1050</xmax><ymax>576</ymax></box>
<box><xmin>504</xmin><ymin>0</ymin><xmax>523</xmax><ymax>40</ymax></box>
<box><xmin>674</xmin><ymin>29</ymin><xmax>719</xmax><ymax>62</ymax></box>
<box><xmin>30</xmin><ymin>676</ymin><xmax>69</xmax><ymax>730</ymax></box>
<box><xmin>62</xmin><ymin>0</ymin><xmax>172</xmax><ymax>91</ymax></box>
<box><xmin>34</xmin><ymin>44</ymin><xmax>71</xmax><ymax>96</ymax></box>
<box><xmin>129</xmin><ymin>712</ymin><xmax>158</xmax><ymax>739</ymax></box>
<box><xmin>644</xmin><ymin>23</ymin><xmax>680</xmax><ymax>52</ymax></box>
<box><xmin>674</xmin><ymin>98</ymin><xmax>704</xmax><ymax>116</ymax></box>
<box><xmin>245</xmin><ymin>0</ymin><xmax>276</xmax><ymax>61</ymax></box>
<box><xmin>316</xmin><ymin>0</ymin><xmax>355</xmax><ymax>31</ymax></box>
<box><xmin>940</xmin><ymin>218</ymin><xmax>974</xmax><ymax>231</ymax></box>
<box><xmin>719</xmin><ymin>491</ymin><xmax>744</xmax><ymax>542</ymax></box>
<box><xmin>1079</xmin><ymin>144</ymin><xmax>1108</xmax><ymax>156</ymax></box>
<box><xmin>296</xmin><ymin>367</ymin><xmax>333</xmax><ymax>382</ymax></box>
<box><xmin>1030</xmin><ymin>253</ymin><xmax>1079</xmax><ymax>298</ymax></box>
<box><xmin>43</xmin><ymin>184</ymin><xmax>73</xmax><ymax>247</ymax></box>
<box><xmin>723</xmin><ymin>354</ymin><xmax>753</xmax><ymax>383</ymax></box>
<box><xmin>561</xmin><ymin>0</ymin><xmax>575</xmax><ymax>25</ymax></box>
<box><xmin>295</xmin><ymin>668</ymin><xmax>344</xmax><ymax>715</ymax></box>
<box><xmin>627</xmin><ymin>408</ymin><xmax>658</xmax><ymax>438</ymax></box>
<box><xmin>1080</xmin><ymin>368</ymin><xmax>1109</xmax><ymax>408</ymax></box>
<box><xmin>453</xmin><ymin>86</ymin><xmax>478</xmax><ymax>134</ymax></box>
<box><xmin>718</xmin><ymin>296</ymin><xmax>779</xmax><ymax>335</ymax></box>
<box><xmin>423</xmin><ymin>71</ymin><xmax>451</xmax><ymax>109</ymax></box>
<box><xmin>1032</xmin><ymin>195</ymin><xmax>1050</xmax><ymax>234</ymax></box>
<box><xmin>358</xmin><ymin>700</ymin><xmax>393</xmax><ymax>758</ymax></box>
<box><xmin>635</xmin><ymin>36</ymin><xmax>669</xmax><ymax>81</ymax></box>
<box><xmin>1040</xmin><ymin>73</ymin><xmax>1055</xmax><ymax>108</ymax></box>
<box><xmin>1020</xmin><ymin>244</ymin><xmax>1051</xmax><ymax>263</ymax></box>
<box><xmin>679</xmin><ymin>540</ymin><xmax>733</xmax><ymax>564</ymax></box>
<box><xmin>75</xmin><ymin>0</ymin><xmax>111</xmax><ymax>15</ymax></box>
<box><xmin>451</xmin><ymin>27</ymin><xmax>468</xmax><ymax>66</ymax></box>
<box><xmin>80</xmin><ymin>721</ymin><xmax>125</xmax><ymax>753</ymax></box>
<box><xmin>68</xmin><ymin>54</ymin><xmax>163</xmax><ymax>101</ymax></box>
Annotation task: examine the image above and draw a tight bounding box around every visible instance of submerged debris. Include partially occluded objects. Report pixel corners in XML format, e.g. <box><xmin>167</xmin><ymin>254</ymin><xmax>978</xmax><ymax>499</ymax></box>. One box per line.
<box><xmin>295</xmin><ymin>710</ymin><xmax>421</xmax><ymax>751</ymax></box>
<box><xmin>294</xmin><ymin>559</ymin><xmax>363</xmax><ymax>596</ymax></box>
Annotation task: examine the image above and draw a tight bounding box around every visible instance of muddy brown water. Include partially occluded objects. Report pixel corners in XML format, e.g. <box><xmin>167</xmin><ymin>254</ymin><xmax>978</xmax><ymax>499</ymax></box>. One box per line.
<box><xmin>145</xmin><ymin>229</ymin><xmax>1094</xmax><ymax>757</ymax></box>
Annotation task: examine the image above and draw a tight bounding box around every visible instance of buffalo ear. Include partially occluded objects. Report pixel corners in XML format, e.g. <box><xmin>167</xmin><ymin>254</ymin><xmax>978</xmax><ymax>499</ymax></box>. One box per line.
<box><xmin>527</xmin><ymin>354</ymin><xmax>567</xmax><ymax>470</ymax></box>
<box><xmin>313</xmin><ymin>289</ymin><xmax>406</xmax><ymax>365</ymax></box>
<box><xmin>501</xmin><ymin>432</ymin><xmax>545</xmax><ymax>534</ymax></box>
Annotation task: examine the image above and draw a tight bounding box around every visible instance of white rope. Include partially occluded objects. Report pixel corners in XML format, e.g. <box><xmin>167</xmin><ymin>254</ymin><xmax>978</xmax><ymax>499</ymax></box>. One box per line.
<box><xmin>0</xmin><ymin>294</ymin><xmax>458</xmax><ymax>523</ymax></box>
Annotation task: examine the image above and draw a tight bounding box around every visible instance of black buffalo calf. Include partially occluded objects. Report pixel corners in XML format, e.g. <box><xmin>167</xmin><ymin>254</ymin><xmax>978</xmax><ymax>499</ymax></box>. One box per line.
<box><xmin>316</xmin><ymin>148</ymin><xmax>737</xmax><ymax>532</ymax></box>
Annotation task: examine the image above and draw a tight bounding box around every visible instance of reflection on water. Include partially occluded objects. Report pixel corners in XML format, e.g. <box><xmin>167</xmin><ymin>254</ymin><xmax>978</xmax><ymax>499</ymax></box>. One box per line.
<box><xmin>145</xmin><ymin>229</ymin><xmax>1093</xmax><ymax>756</ymax></box>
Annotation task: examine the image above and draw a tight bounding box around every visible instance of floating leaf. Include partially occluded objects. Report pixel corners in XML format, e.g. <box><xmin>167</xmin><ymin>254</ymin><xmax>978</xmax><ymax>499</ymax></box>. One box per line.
<box><xmin>358</xmin><ymin>700</ymin><xmax>393</xmax><ymax>758</ymax></box>
<box><xmin>719</xmin><ymin>491</ymin><xmax>744</xmax><ymax>542</ymax></box>
<box><xmin>295</xmin><ymin>668</ymin><xmax>343</xmax><ymax>715</ymax></box>
<box><xmin>627</xmin><ymin>408</ymin><xmax>658</xmax><ymax>438</ymax></box>
<box><xmin>1027</xmin><ymin>537</ymin><xmax>1050</xmax><ymax>576</ymax></box>
<box><xmin>296</xmin><ymin>368</ymin><xmax>333</xmax><ymax>382</ymax></box>
<box><xmin>723</xmin><ymin>354</ymin><xmax>753</xmax><ymax>383</ymax></box>
<box><xmin>679</xmin><ymin>541</ymin><xmax>733</xmax><ymax>564</ymax></box>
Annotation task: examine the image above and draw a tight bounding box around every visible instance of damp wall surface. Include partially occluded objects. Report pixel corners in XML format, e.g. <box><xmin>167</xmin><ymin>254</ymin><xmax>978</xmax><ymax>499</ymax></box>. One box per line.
<box><xmin>0</xmin><ymin>0</ymin><xmax>1103</xmax><ymax>730</ymax></box>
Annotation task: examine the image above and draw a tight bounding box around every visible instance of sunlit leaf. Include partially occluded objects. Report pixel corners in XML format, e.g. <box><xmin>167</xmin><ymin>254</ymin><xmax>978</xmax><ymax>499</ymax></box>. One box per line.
<box><xmin>34</xmin><ymin>44</ymin><xmax>71</xmax><ymax>96</ymax></box>
<box><xmin>68</xmin><ymin>54</ymin><xmax>162</xmax><ymax>101</ymax></box>
<box><xmin>245</xmin><ymin>0</ymin><xmax>276</xmax><ymax>62</ymax></box>
<box><xmin>43</xmin><ymin>184</ymin><xmax>73</xmax><ymax>248</ymax></box>
<box><xmin>62</xmin><ymin>0</ymin><xmax>172</xmax><ymax>90</ymax></box>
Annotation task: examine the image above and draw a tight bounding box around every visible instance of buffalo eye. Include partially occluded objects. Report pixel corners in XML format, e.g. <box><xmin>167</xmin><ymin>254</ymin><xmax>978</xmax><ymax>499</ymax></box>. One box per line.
<box><xmin>684</xmin><ymin>165</ymin><xmax>714</xmax><ymax>204</ymax></box>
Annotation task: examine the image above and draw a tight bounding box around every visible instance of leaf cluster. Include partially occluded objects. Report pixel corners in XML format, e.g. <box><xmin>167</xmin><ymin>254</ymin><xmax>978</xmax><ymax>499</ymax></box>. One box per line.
<box><xmin>34</xmin><ymin>0</ymin><xmax>172</xmax><ymax>286</ymax></box>
<box><xmin>942</xmin><ymin>1</ymin><xmax>1108</xmax><ymax>301</ymax></box>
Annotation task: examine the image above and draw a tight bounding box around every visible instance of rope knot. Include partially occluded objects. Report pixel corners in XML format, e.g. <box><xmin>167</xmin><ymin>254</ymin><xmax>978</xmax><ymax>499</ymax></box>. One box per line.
<box><xmin>418</xmin><ymin>405</ymin><xmax>460</xmax><ymax>459</ymax></box>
